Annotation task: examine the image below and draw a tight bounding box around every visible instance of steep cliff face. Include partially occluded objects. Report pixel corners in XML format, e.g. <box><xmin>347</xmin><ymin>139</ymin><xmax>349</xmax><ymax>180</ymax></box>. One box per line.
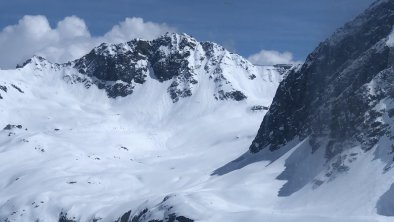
<box><xmin>250</xmin><ymin>0</ymin><xmax>394</xmax><ymax>155</ymax></box>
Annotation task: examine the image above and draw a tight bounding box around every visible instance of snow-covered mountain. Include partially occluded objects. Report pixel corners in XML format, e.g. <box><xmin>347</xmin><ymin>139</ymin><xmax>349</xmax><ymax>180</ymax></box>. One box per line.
<box><xmin>216</xmin><ymin>0</ymin><xmax>394</xmax><ymax>220</ymax></box>
<box><xmin>0</xmin><ymin>33</ymin><xmax>288</xmax><ymax>221</ymax></box>
<box><xmin>3</xmin><ymin>0</ymin><xmax>393</xmax><ymax>220</ymax></box>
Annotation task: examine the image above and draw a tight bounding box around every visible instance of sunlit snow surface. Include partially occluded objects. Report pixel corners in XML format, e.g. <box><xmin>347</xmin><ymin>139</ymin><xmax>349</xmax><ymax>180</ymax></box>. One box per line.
<box><xmin>0</xmin><ymin>61</ymin><xmax>392</xmax><ymax>222</ymax></box>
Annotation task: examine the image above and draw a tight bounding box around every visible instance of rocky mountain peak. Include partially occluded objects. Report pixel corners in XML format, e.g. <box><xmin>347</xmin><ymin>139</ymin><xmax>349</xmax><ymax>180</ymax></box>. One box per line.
<box><xmin>13</xmin><ymin>32</ymin><xmax>284</xmax><ymax>105</ymax></box>
<box><xmin>16</xmin><ymin>55</ymin><xmax>57</xmax><ymax>70</ymax></box>
<box><xmin>60</xmin><ymin>33</ymin><xmax>281</xmax><ymax>102</ymax></box>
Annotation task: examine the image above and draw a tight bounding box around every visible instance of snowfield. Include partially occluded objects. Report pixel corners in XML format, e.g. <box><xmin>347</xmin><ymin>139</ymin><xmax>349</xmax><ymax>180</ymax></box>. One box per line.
<box><xmin>0</xmin><ymin>52</ymin><xmax>283</xmax><ymax>221</ymax></box>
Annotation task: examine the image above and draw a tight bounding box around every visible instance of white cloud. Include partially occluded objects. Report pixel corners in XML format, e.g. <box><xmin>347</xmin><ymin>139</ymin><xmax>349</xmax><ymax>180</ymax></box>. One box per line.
<box><xmin>0</xmin><ymin>15</ymin><xmax>176</xmax><ymax>69</ymax></box>
<box><xmin>57</xmin><ymin>16</ymin><xmax>91</xmax><ymax>39</ymax></box>
<box><xmin>247</xmin><ymin>50</ymin><xmax>300</xmax><ymax>66</ymax></box>
<box><xmin>104</xmin><ymin>17</ymin><xmax>176</xmax><ymax>44</ymax></box>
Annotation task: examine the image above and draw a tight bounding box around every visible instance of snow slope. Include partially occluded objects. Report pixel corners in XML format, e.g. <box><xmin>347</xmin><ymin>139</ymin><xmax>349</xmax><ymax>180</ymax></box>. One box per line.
<box><xmin>0</xmin><ymin>34</ymin><xmax>291</xmax><ymax>222</ymax></box>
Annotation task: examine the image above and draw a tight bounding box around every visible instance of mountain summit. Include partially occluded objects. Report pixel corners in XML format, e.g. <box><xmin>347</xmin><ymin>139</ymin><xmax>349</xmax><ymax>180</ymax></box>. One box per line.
<box><xmin>15</xmin><ymin>33</ymin><xmax>285</xmax><ymax>104</ymax></box>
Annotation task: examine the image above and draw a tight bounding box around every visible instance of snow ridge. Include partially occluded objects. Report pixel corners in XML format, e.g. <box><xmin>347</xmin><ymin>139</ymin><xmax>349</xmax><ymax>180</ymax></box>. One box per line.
<box><xmin>14</xmin><ymin>33</ymin><xmax>285</xmax><ymax>103</ymax></box>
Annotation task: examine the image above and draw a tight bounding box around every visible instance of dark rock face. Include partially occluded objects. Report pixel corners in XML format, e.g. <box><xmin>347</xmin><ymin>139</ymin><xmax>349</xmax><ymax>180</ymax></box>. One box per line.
<box><xmin>71</xmin><ymin>34</ymin><xmax>200</xmax><ymax>100</ymax></box>
<box><xmin>11</xmin><ymin>84</ymin><xmax>23</xmax><ymax>93</ymax></box>
<box><xmin>250</xmin><ymin>0</ymin><xmax>394</xmax><ymax>156</ymax></box>
<box><xmin>72</xmin><ymin>40</ymin><xmax>151</xmax><ymax>98</ymax></box>
<box><xmin>69</xmin><ymin>33</ymin><xmax>250</xmax><ymax>102</ymax></box>
<box><xmin>0</xmin><ymin>84</ymin><xmax>6</xmax><ymax>99</ymax></box>
<box><xmin>74</xmin><ymin>42</ymin><xmax>149</xmax><ymax>84</ymax></box>
<box><xmin>216</xmin><ymin>90</ymin><xmax>247</xmax><ymax>101</ymax></box>
<box><xmin>58</xmin><ymin>212</ymin><xmax>77</xmax><ymax>222</ymax></box>
<box><xmin>0</xmin><ymin>85</ymin><xmax>5</xmax><ymax>99</ymax></box>
<box><xmin>115</xmin><ymin>195</ymin><xmax>194</xmax><ymax>222</ymax></box>
<box><xmin>117</xmin><ymin>210</ymin><xmax>132</xmax><ymax>222</ymax></box>
<box><xmin>3</xmin><ymin>124</ymin><xmax>22</xmax><ymax>130</ymax></box>
<box><xmin>250</xmin><ymin>105</ymin><xmax>269</xmax><ymax>111</ymax></box>
<box><xmin>150</xmin><ymin>35</ymin><xmax>195</xmax><ymax>82</ymax></box>
<box><xmin>0</xmin><ymin>85</ymin><xmax>7</xmax><ymax>93</ymax></box>
<box><xmin>123</xmin><ymin>209</ymin><xmax>194</xmax><ymax>222</ymax></box>
<box><xmin>57</xmin><ymin>208</ymin><xmax>193</xmax><ymax>222</ymax></box>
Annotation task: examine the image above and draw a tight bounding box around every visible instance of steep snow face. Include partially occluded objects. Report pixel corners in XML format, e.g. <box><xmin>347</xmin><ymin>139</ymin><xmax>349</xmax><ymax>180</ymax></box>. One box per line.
<box><xmin>0</xmin><ymin>34</ymin><xmax>288</xmax><ymax>222</ymax></box>
<box><xmin>214</xmin><ymin>0</ymin><xmax>394</xmax><ymax>220</ymax></box>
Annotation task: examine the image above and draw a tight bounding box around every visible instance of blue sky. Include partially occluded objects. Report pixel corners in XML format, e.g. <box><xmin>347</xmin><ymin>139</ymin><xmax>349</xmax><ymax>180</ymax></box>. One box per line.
<box><xmin>0</xmin><ymin>0</ymin><xmax>375</xmax><ymax>67</ymax></box>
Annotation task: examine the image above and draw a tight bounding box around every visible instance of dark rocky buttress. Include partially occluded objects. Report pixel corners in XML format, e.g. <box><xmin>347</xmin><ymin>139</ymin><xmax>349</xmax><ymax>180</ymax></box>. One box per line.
<box><xmin>250</xmin><ymin>0</ymin><xmax>394</xmax><ymax>157</ymax></box>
